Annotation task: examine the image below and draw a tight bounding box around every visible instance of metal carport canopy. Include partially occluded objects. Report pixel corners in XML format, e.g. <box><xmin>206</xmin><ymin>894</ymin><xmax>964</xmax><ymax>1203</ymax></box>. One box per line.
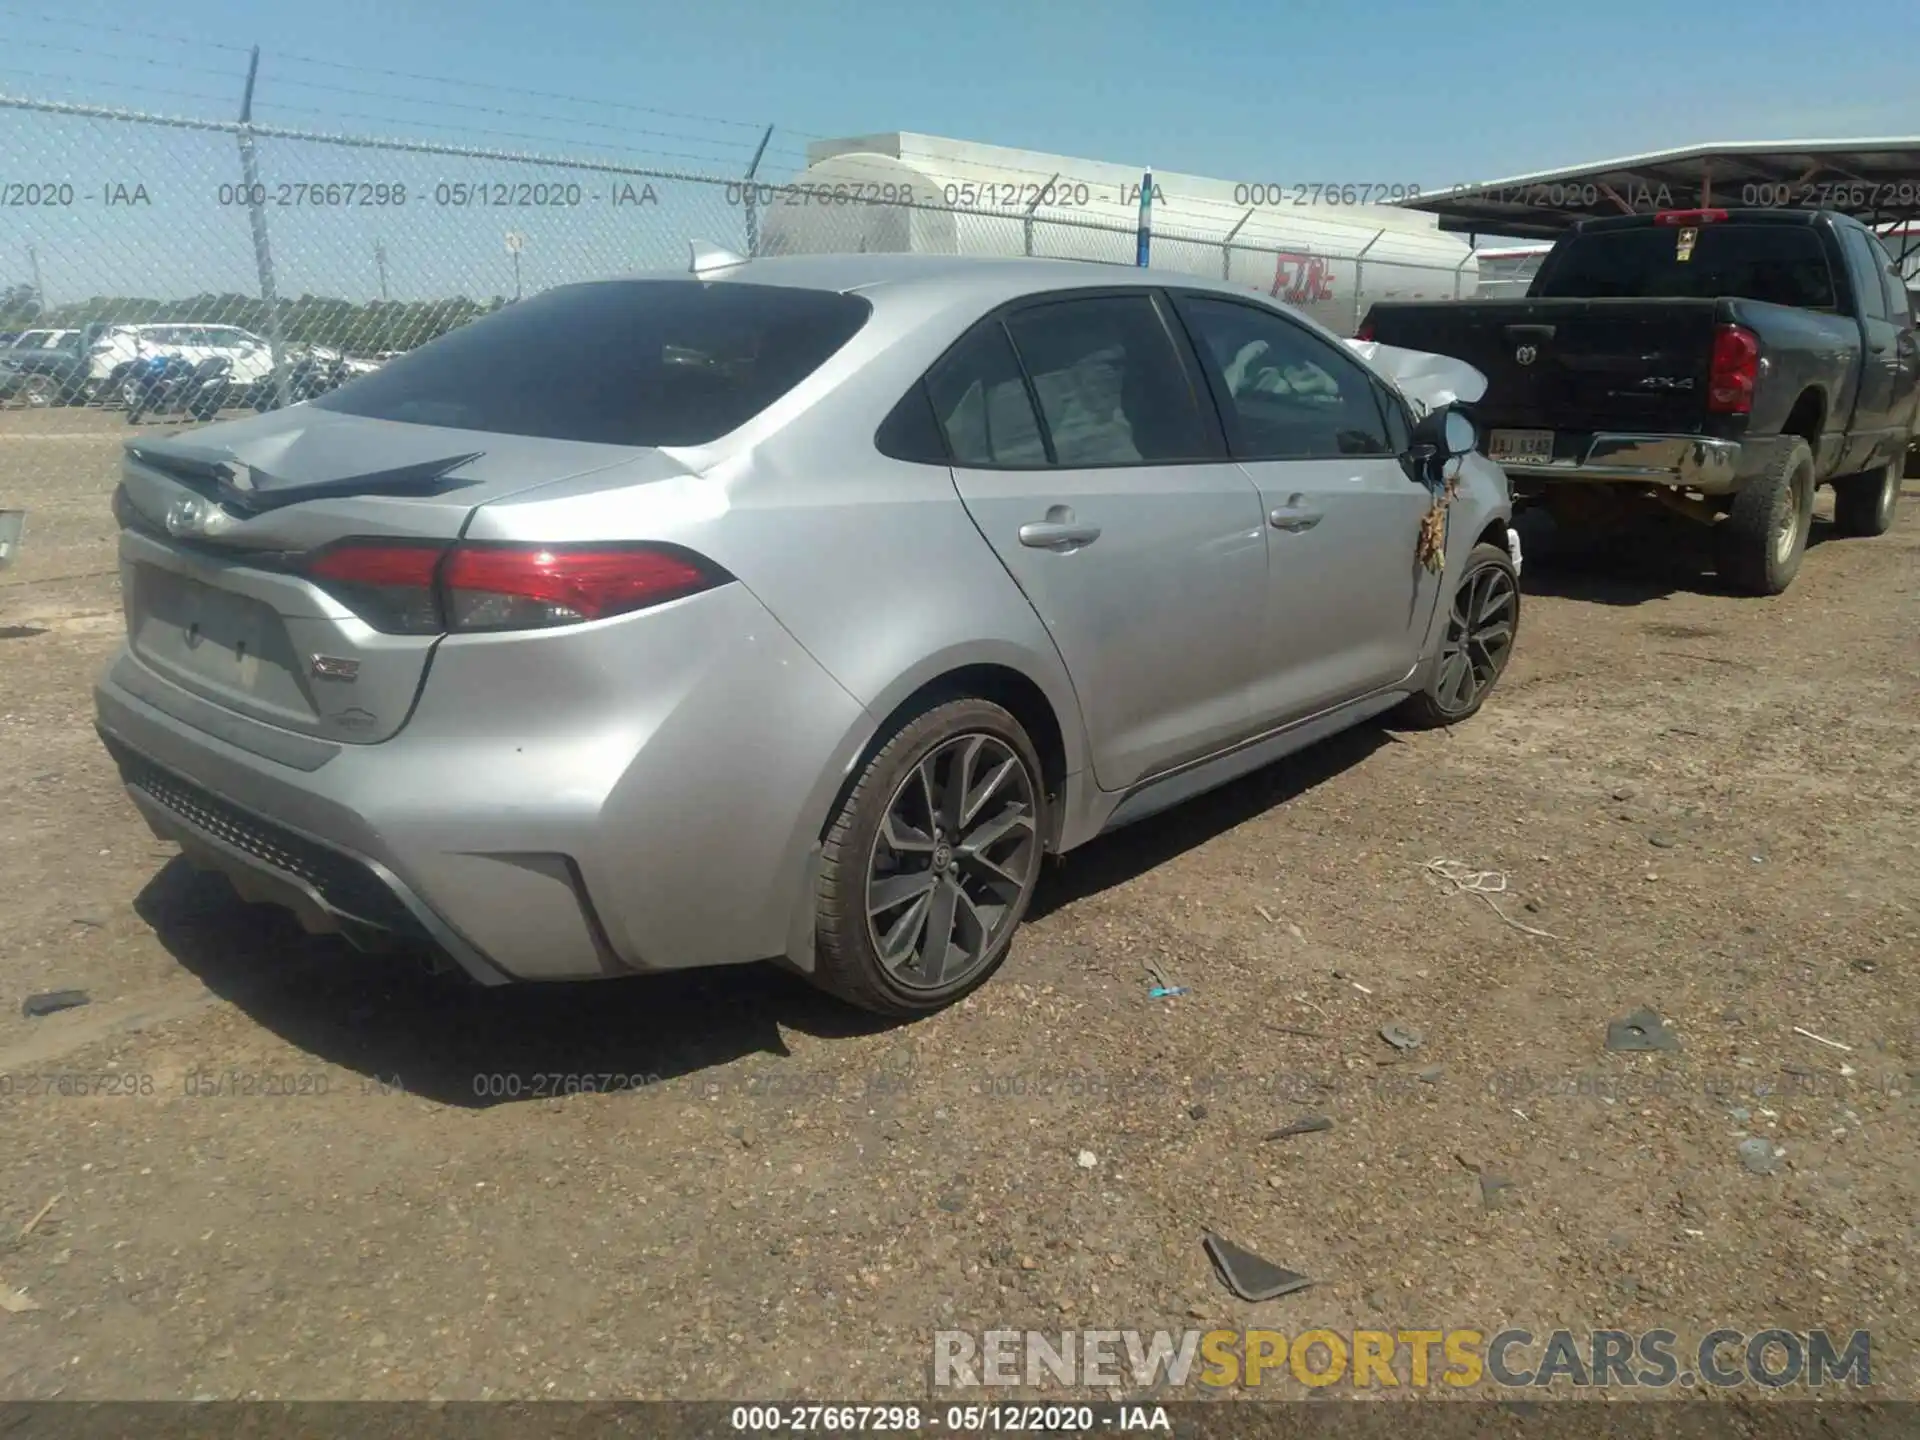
<box><xmin>1398</xmin><ymin>138</ymin><xmax>1920</xmax><ymax>258</ymax></box>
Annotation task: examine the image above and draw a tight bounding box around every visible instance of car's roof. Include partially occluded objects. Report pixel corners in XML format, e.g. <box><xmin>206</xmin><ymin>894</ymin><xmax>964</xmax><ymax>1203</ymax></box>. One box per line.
<box><xmin>616</xmin><ymin>251</ymin><xmax>1260</xmax><ymax>308</ymax></box>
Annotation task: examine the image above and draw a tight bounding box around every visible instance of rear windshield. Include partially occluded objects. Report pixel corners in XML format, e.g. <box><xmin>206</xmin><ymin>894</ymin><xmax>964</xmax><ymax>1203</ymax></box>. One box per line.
<box><xmin>1534</xmin><ymin>224</ymin><xmax>1837</xmax><ymax>310</ymax></box>
<box><xmin>313</xmin><ymin>279</ymin><xmax>872</xmax><ymax>445</ymax></box>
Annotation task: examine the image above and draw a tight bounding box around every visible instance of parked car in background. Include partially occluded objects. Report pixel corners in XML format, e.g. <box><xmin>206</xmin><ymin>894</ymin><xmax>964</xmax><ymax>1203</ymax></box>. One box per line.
<box><xmin>0</xmin><ymin>327</ymin><xmax>92</xmax><ymax>406</ymax></box>
<box><xmin>95</xmin><ymin>252</ymin><xmax>1516</xmax><ymax>1016</ymax></box>
<box><xmin>1362</xmin><ymin>208</ymin><xmax>1919</xmax><ymax>594</ymax></box>
<box><xmin>7</xmin><ymin>327</ymin><xmax>71</xmax><ymax>351</ymax></box>
<box><xmin>90</xmin><ymin>323</ymin><xmax>278</xmax><ymax>406</ymax></box>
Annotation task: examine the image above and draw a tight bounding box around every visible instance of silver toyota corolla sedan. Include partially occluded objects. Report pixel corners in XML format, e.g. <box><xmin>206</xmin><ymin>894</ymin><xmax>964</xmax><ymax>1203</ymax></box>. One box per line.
<box><xmin>94</xmin><ymin>251</ymin><xmax>1518</xmax><ymax>1015</ymax></box>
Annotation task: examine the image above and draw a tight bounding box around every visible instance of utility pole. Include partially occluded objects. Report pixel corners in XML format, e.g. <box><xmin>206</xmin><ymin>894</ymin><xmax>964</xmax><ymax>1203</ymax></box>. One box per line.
<box><xmin>237</xmin><ymin>45</ymin><xmax>290</xmax><ymax>409</ymax></box>
<box><xmin>374</xmin><ymin>240</ymin><xmax>389</xmax><ymax>302</ymax></box>
<box><xmin>26</xmin><ymin>245</ymin><xmax>44</xmax><ymax>311</ymax></box>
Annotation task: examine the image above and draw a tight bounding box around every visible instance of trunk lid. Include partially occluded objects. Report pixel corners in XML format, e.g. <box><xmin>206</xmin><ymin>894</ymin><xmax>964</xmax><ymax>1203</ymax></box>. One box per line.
<box><xmin>1365</xmin><ymin>298</ymin><xmax>1723</xmax><ymax>433</ymax></box>
<box><xmin>114</xmin><ymin>406</ymin><xmax>682</xmax><ymax>744</ymax></box>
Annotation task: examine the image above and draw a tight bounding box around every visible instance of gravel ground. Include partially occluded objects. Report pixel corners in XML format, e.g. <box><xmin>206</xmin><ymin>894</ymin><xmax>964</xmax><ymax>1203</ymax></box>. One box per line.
<box><xmin>0</xmin><ymin>408</ymin><xmax>1915</xmax><ymax>1402</ymax></box>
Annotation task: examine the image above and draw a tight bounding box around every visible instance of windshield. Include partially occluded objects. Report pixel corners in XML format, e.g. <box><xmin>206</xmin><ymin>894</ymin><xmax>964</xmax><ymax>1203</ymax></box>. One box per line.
<box><xmin>312</xmin><ymin>279</ymin><xmax>872</xmax><ymax>446</ymax></box>
<box><xmin>1534</xmin><ymin>224</ymin><xmax>1838</xmax><ymax>310</ymax></box>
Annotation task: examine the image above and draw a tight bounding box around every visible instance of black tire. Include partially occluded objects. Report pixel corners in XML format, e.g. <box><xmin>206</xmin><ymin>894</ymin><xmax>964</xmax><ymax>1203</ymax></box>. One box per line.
<box><xmin>1831</xmin><ymin>460</ymin><xmax>1899</xmax><ymax>538</ymax></box>
<box><xmin>17</xmin><ymin>373</ymin><xmax>57</xmax><ymax>408</ymax></box>
<box><xmin>1396</xmin><ymin>541</ymin><xmax>1520</xmax><ymax>729</ymax></box>
<box><xmin>812</xmin><ymin>698</ymin><xmax>1048</xmax><ymax>1016</ymax></box>
<box><xmin>1717</xmin><ymin>437</ymin><xmax>1814</xmax><ymax>595</ymax></box>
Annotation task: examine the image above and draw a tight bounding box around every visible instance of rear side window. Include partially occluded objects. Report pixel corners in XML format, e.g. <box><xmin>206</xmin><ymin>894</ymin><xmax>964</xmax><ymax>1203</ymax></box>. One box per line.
<box><xmin>313</xmin><ymin>280</ymin><xmax>872</xmax><ymax>445</ymax></box>
<box><xmin>1535</xmin><ymin>224</ymin><xmax>1838</xmax><ymax>309</ymax></box>
<box><xmin>1003</xmin><ymin>296</ymin><xmax>1214</xmax><ymax>465</ymax></box>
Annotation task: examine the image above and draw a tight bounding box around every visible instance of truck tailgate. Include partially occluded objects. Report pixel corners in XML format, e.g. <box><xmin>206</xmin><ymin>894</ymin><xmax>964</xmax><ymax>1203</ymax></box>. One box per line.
<box><xmin>1367</xmin><ymin>298</ymin><xmax>1724</xmax><ymax>433</ymax></box>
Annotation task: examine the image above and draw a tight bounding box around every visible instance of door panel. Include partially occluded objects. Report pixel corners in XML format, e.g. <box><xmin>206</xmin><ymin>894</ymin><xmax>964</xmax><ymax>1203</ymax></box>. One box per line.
<box><xmin>1171</xmin><ymin>291</ymin><xmax>1440</xmax><ymax>728</ymax></box>
<box><xmin>929</xmin><ymin>297</ymin><xmax>1268</xmax><ymax>791</ymax></box>
<box><xmin>1867</xmin><ymin>232</ymin><xmax>1920</xmax><ymax>452</ymax></box>
<box><xmin>1841</xmin><ymin>227</ymin><xmax>1900</xmax><ymax>467</ymax></box>
<box><xmin>1237</xmin><ymin>455</ymin><xmax>1435</xmax><ymax>721</ymax></box>
<box><xmin>951</xmin><ymin>462</ymin><xmax>1267</xmax><ymax>789</ymax></box>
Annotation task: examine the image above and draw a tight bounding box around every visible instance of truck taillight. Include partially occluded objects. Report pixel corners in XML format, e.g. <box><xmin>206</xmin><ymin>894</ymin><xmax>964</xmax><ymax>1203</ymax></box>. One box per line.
<box><xmin>1656</xmin><ymin>208</ymin><xmax>1728</xmax><ymax>225</ymax></box>
<box><xmin>1355</xmin><ymin>316</ymin><xmax>1376</xmax><ymax>342</ymax></box>
<box><xmin>1707</xmin><ymin>324</ymin><xmax>1760</xmax><ymax>414</ymax></box>
<box><xmin>304</xmin><ymin>540</ymin><xmax>730</xmax><ymax>634</ymax></box>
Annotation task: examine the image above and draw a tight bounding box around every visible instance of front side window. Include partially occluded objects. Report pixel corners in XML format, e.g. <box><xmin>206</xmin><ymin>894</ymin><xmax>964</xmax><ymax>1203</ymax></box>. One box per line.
<box><xmin>1841</xmin><ymin>229</ymin><xmax>1890</xmax><ymax>321</ymax></box>
<box><xmin>1864</xmin><ymin>233</ymin><xmax>1909</xmax><ymax>324</ymax></box>
<box><xmin>1175</xmin><ymin>295</ymin><xmax>1394</xmax><ymax>460</ymax></box>
<box><xmin>313</xmin><ymin>280</ymin><xmax>872</xmax><ymax>446</ymax></box>
<box><xmin>1001</xmin><ymin>295</ymin><xmax>1213</xmax><ymax>466</ymax></box>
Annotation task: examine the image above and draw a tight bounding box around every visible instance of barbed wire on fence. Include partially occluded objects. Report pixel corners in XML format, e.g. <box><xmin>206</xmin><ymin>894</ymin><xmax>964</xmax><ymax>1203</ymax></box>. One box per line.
<box><xmin>0</xmin><ymin>89</ymin><xmax>1476</xmax><ymax>416</ymax></box>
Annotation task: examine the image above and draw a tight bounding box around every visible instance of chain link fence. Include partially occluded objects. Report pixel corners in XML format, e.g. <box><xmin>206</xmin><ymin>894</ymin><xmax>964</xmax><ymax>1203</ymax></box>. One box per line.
<box><xmin>1</xmin><ymin>93</ymin><xmax>1476</xmax><ymax>413</ymax></box>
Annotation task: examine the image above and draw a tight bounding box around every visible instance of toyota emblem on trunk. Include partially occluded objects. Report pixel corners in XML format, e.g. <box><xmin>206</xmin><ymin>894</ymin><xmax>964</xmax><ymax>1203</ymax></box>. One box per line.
<box><xmin>1515</xmin><ymin>344</ymin><xmax>1538</xmax><ymax>366</ymax></box>
<box><xmin>163</xmin><ymin>496</ymin><xmax>236</xmax><ymax>539</ymax></box>
<box><xmin>164</xmin><ymin>497</ymin><xmax>209</xmax><ymax>536</ymax></box>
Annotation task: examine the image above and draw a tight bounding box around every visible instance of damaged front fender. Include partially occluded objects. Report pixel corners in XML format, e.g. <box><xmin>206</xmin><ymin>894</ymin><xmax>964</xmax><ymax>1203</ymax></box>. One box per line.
<box><xmin>1345</xmin><ymin>339</ymin><xmax>1488</xmax><ymax>417</ymax></box>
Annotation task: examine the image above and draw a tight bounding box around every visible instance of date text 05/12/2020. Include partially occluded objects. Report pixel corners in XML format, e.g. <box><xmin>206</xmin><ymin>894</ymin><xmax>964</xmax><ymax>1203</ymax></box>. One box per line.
<box><xmin>210</xmin><ymin>180</ymin><xmax>662</xmax><ymax>207</ymax></box>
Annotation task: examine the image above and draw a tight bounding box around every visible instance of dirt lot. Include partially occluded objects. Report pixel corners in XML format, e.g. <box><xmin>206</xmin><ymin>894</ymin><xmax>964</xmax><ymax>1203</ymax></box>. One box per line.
<box><xmin>0</xmin><ymin>406</ymin><xmax>1915</xmax><ymax>1403</ymax></box>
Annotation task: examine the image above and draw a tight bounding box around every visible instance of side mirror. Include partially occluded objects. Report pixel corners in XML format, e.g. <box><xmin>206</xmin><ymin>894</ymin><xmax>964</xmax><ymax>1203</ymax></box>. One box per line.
<box><xmin>1409</xmin><ymin>404</ymin><xmax>1477</xmax><ymax>460</ymax></box>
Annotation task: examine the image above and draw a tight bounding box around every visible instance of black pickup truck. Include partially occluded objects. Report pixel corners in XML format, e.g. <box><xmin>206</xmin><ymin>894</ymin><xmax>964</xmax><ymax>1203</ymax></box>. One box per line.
<box><xmin>1360</xmin><ymin>208</ymin><xmax>1919</xmax><ymax>594</ymax></box>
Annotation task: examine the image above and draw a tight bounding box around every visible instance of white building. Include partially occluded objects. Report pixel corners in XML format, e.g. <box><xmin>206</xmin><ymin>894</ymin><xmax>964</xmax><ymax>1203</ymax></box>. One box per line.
<box><xmin>759</xmin><ymin>132</ymin><xmax>1480</xmax><ymax>336</ymax></box>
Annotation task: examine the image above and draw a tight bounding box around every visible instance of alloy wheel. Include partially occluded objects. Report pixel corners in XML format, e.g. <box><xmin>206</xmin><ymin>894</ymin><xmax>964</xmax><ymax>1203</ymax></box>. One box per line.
<box><xmin>865</xmin><ymin>732</ymin><xmax>1040</xmax><ymax>992</ymax></box>
<box><xmin>1774</xmin><ymin>464</ymin><xmax>1811</xmax><ymax>566</ymax></box>
<box><xmin>1433</xmin><ymin>562</ymin><xmax>1517</xmax><ymax>715</ymax></box>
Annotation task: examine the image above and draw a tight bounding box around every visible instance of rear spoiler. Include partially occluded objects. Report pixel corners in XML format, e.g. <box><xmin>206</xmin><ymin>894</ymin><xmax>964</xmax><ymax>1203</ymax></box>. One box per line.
<box><xmin>125</xmin><ymin>433</ymin><xmax>483</xmax><ymax>515</ymax></box>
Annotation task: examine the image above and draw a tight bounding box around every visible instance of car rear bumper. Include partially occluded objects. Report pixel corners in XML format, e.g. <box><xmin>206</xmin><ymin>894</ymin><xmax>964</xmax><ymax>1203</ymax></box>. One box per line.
<box><xmin>93</xmin><ymin>581</ymin><xmax>873</xmax><ymax>984</ymax></box>
<box><xmin>99</xmin><ymin>727</ymin><xmax>512</xmax><ymax>983</ymax></box>
<box><xmin>1500</xmin><ymin>433</ymin><xmax>1743</xmax><ymax>494</ymax></box>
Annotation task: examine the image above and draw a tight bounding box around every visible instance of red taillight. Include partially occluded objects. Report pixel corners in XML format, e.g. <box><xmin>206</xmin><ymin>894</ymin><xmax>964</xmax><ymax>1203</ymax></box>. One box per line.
<box><xmin>1355</xmin><ymin>316</ymin><xmax>1376</xmax><ymax>342</ymax></box>
<box><xmin>306</xmin><ymin>540</ymin><xmax>447</xmax><ymax>635</ymax></box>
<box><xmin>1707</xmin><ymin>323</ymin><xmax>1760</xmax><ymax>414</ymax></box>
<box><xmin>1655</xmin><ymin>208</ymin><xmax>1728</xmax><ymax>225</ymax></box>
<box><xmin>303</xmin><ymin>540</ymin><xmax>728</xmax><ymax>634</ymax></box>
<box><xmin>307</xmin><ymin>542</ymin><xmax>443</xmax><ymax>589</ymax></box>
<box><xmin>443</xmin><ymin>544</ymin><xmax>726</xmax><ymax>632</ymax></box>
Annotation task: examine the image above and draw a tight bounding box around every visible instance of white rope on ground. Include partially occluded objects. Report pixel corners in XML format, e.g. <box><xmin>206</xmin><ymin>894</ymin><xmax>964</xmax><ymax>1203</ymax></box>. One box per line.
<box><xmin>1421</xmin><ymin>858</ymin><xmax>1560</xmax><ymax>940</ymax></box>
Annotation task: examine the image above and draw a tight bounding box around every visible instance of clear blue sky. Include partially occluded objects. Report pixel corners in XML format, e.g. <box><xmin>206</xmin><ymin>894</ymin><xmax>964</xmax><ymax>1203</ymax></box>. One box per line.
<box><xmin>5</xmin><ymin>0</ymin><xmax>1918</xmax><ymax>185</ymax></box>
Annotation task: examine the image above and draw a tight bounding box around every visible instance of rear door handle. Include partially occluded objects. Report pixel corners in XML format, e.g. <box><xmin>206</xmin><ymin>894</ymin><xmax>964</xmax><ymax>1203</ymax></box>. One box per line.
<box><xmin>1018</xmin><ymin>520</ymin><xmax>1102</xmax><ymax>549</ymax></box>
<box><xmin>1269</xmin><ymin>494</ymin><xmax>1324</xmax><ymax>533</ymax></box>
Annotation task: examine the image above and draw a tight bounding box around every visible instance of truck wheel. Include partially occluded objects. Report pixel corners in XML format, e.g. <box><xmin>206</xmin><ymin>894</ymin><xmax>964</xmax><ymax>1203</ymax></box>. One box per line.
<box><xmin>811</xmin><ymin>698</ymin><xmax>1047</xmax><ymax>1017</ymax></box>
<box><xmin>1831</xmin><ymin>460</ymin><xmax>1899</xmax><ymax>538</ymax></box>
<box><xmin>1717</xmin><ymin>438</ymin><xmax>1813</xmax><ymax>595</ymax></box>
<box><xmin>1396</xmin><ymin>542</ymin><xmax>1519</xmax><ymax>729</ymax></box>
